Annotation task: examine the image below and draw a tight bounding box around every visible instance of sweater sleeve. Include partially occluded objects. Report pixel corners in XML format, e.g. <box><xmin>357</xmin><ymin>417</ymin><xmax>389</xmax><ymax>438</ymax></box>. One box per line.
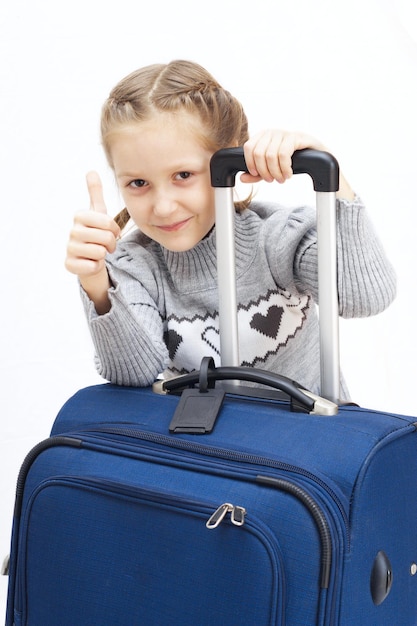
<box><xmin>80</xmin><ymin>267</ymin><xmax>169</xmax><ymax>386</ymax></box>
<box><xmin>294</xmin><ymin>196</ymin><xmax>397</xmax><ymax>317</ymax></box>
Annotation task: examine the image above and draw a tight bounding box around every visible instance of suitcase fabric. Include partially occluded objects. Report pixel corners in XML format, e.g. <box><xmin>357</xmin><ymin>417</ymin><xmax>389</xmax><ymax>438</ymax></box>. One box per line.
<box><xmin>6</xmin><ymin>382</ymin><xmax>417</xmax><ymax>625</ymax></box>
<box><xmin>6</xmin><ymin>149</ymin><xmax>417</xmax><ymax>625</ymax></box>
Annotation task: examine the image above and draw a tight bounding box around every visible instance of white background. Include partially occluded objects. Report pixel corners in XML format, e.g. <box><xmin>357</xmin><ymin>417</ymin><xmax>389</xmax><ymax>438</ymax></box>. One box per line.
<box><xmin>1</xmin><ymin>0</ymin><xmax>416</xmax><ymax>615</ymax></box>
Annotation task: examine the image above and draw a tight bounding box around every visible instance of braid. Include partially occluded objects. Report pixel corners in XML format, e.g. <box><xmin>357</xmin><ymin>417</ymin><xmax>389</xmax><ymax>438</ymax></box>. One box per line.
<box><xmin>114</xmin><ymin>207</ymin><xmax>131</xmax><ymax>231</ymax></box>
<box><xmin>102</xmin><ymin>60</ymin><xmax>249</xmax><ymax>152</ymax></box>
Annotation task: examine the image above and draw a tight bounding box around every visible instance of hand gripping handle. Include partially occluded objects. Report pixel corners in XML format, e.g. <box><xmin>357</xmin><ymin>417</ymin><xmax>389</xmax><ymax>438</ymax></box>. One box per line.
<box><xmin>210</xmin><ymin>147</ymin><xmax>339</xmax><ymax>191</ymax></box>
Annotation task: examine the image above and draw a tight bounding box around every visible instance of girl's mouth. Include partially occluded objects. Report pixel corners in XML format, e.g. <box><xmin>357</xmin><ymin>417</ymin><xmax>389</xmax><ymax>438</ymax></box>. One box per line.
<box><xmin>157</xmin><ymin>217</ymin><xmax>192</xmax><ymax>232</ymax></box>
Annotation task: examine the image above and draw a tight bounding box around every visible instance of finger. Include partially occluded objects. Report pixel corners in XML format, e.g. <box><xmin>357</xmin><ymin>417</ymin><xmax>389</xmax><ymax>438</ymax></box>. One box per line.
<box><xmin>72</xmin><ymin>214</ymin><xmax>120</xmax><ymax>250</ymax></box>
<box><xmin>279</xmin><ymin>132</ymin><xmax>326</xmax><ymax>180</ymax></box>
<box><xmin>244</xmin><ymin>131</ymin><xmax>275</xmax><ymax>182</ymax></box>
<box><xmin>67</xmin><ymin>240</ymin><xmax>110</xmax><ymax>262</ymax></box>
<box><xmin>73</xmin><ymin>210</ymin><xmax>120</xmax><ymax>241</ymax></box>
<box><xmin>275</xmin><ymin>133</ymin><xmax>296</xmax><ymax>181</ymax></box>
<box><xmin>247</xmin><ymin>131</ymin><xmax>288</xmax><ymax>183</ymax></box>
<box><xmin>86</xmin><ymin>171</ymin><xmax>108</xmax><ymax>214</ymax></box>
<box><xmin>65</xmin><ymin>254</ymin><xmax>106</xmax><ymax>278</ymax></box>
<box><xmin>262</xmin><ymin>132</ymin><xmax>288</xmax><ymax>183</ymax></box>
<box><xmin>243</xmin><ymin>137</ymin><xmax>259</xmax><ymax>177</ymax></box>
<box><xmin>239</xmin><ymin>172</ymin><xmax>262</xmax><ymax>184</ymax></box>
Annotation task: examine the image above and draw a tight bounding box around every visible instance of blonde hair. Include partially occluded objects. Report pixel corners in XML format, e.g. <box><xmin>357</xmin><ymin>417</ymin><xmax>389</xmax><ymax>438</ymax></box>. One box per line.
<box><xmin>100</xmin><ymin>60</ymin><xmax>251</xmax><ymax>229</ymax></box>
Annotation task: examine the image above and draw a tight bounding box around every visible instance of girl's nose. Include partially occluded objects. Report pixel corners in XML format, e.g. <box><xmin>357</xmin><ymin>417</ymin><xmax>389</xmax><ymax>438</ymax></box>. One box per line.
<box><xmin>153</xmin><ymin>191</ymin><xmax>177</xmax><ymax>217</ymax></box>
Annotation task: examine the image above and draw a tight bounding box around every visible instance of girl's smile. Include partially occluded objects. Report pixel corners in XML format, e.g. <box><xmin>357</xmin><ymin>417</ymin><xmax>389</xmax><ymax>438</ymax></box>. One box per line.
<box><xmin>155</xmin><ymin>217</ymin><xmax>194</xmax><ymax>232</ymax></box>
<box><xmin>110</xmin><ymin>112</ymin><xmax>216</xmax><ymax>252</ymax></box>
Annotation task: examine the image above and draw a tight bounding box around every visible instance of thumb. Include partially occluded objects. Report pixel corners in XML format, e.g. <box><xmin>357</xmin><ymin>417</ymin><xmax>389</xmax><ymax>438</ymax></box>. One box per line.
<box><xmin>86</xmin><ymin>171</ymin><xmax>108</xmax><ymax>214</ymax></box>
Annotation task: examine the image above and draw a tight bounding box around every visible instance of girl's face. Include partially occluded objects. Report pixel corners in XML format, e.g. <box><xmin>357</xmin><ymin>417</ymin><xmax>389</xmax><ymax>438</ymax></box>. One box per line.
<box><xmin>110</xmin><ymin>112</ymin><xmax>216</xmax><ymax>252</ymax></box>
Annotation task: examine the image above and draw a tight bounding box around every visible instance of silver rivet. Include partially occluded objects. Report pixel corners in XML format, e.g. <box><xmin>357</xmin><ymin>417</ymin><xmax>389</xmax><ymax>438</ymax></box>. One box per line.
<box><xmin>410</xmin><ymin>563</ymin><xmax>417</xmax><ymax>576</ymax></box>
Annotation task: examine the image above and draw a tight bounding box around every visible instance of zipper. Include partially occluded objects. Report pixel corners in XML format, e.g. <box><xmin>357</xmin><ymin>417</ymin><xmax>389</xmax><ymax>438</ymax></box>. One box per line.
<box><xmin>71</xmin><ymin>427</ymin><xmax>340</xmax><ymax>595</ymax></box>
<box><xmin>256</xmin><ymin>475</ymin><xmax>332</xmax><ymax>590</ymax></box>
<box><xmin>14</xmin><ymin>436</ymin><xmax>82</xmax><ymax>517</ymax></box>
<box><xmin>77</xmin><ymin>425</ymin><xmax>349</xmax><ymax>544</ymax></box>
<box><xmin>206</xmin><ymin>502</ymin><xmax>247</xmax><ymax>529</ymax></box>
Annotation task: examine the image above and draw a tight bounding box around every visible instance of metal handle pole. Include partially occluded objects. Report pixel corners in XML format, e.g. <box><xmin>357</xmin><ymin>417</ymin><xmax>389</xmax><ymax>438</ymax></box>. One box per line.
<box><xmin>316</xmin><ymin>191</ymin><xmax>340</xmax><ymax>403</ymax></box>
<box><xmin>214</xmin><ymin>187</ymin><xmax>240</xmax><ymax>368</ymax></box>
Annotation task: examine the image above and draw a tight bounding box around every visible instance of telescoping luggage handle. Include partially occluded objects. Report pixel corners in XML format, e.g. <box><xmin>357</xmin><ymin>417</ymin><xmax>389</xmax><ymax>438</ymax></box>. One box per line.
<box><xmin>210</xmin><ymin>147</ymin><xmax>341</xmax><ymax>405</ymax></box>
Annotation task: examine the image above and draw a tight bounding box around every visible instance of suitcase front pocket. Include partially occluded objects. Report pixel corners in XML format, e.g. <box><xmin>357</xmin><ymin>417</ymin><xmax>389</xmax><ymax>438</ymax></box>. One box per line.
<box><xmin>17</xmin><ymin>477</ymin><xmax>285</xmax><ymax>626</ymax></box>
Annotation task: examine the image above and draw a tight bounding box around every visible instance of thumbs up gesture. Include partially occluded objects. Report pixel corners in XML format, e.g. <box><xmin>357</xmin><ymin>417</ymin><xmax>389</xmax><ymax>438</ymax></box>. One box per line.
<box><xmin>65</xmin><ymin>172</ymin><xmax>121</xmax><ymax>314</ymax></box>
<box><xmin>65</xmin><ymin>171</ymin><xmax>121</xmax><ymax>279</ymax></box>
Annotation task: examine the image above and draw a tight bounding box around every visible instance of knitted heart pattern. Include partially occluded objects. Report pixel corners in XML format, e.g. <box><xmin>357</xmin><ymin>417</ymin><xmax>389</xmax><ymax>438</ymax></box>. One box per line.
<box><xmin>165</xmin><ymin>288</ymin><xmax>309</xmax><ymax>374</ymax></box>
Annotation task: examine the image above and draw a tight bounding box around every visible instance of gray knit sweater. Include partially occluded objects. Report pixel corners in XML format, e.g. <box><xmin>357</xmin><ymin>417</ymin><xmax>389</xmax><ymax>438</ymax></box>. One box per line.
<box><xmin>81</xmin><ymin>197</ymin><xmax>396</xmax><ymax>399</ymax></box>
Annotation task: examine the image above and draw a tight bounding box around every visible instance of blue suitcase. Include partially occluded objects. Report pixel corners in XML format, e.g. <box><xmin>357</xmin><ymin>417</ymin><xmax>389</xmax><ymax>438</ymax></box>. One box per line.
<box><xmin>6</xmin><ymin>379</ymin><xmax>417</xmax><ymax>625</ymax></box>
<box><xmin>6</xmin><ymin>151</ymin><xmax>417</xmax><ymax>625</ymax></box>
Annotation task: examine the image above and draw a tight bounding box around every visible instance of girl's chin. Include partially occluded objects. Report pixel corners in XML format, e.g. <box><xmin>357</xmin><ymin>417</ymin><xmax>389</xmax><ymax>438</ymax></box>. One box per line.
<box><xmin>149</xmin><ymin>222</ymin><xmax>215</xmax><ymax>252</ymax></box>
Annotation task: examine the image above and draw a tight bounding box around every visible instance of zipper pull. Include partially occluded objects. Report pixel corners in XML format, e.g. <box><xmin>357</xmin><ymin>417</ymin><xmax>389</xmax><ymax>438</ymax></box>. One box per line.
<box><xmin>206</xmin><ymin>503</ymin><xmax>246</xmax><ymax>529</ymax></box>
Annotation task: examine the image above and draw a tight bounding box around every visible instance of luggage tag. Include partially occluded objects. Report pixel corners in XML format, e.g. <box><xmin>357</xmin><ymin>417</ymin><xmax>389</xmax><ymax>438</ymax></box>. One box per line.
<box><xmin>169</xmin><ymin>357</ymin><xmax>225</xmax><ymax>434</ymax></box>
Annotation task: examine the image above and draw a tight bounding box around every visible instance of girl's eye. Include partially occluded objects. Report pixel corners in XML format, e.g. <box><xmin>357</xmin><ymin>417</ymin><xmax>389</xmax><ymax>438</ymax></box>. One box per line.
<box><xmin>176</xmin><ymin>171</ymin><xmax>192</xmax><ymax>181</ymax></box>
<box><xmin>129</xmin><ymin>179</ymin><xmax>147</xmax><ymax>188</ymax></box>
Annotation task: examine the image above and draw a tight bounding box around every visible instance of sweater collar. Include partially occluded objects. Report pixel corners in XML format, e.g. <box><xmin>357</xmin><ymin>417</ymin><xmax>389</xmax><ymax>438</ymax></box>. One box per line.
<box><xmin>161</xmin><ymin>208</ymin><xmax>260</xmax><ymax>282</ymax></box>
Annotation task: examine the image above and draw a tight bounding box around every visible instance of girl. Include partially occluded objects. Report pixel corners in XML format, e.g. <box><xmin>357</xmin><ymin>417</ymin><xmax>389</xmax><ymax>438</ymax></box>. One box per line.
<box><xmin>65</xmin><ymin>59</ymin><xmax>396</xmax><ymax>399</ymax></box>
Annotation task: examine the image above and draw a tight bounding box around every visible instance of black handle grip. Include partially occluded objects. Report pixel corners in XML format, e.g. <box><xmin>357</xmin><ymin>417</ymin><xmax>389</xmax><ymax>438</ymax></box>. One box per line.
<box><xmin>160</xmin><ymin>364</ymin><xmax>315</xmax><ymax>413</ymax></box>
<box><xmin>210</xmin><ymin>146</ymin><xmax>339</xmax><ymax>192</ymax></box>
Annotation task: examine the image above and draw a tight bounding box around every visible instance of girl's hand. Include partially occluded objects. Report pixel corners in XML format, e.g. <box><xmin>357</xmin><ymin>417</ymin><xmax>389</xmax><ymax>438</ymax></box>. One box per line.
<box><xmin>242</xmin><ymin>129</ymin><xmax>326</xmax><ymax>184</ymax></box>
<box><xmin>241</xmin><ymin>129</ymin><xmax>355</xmax><ymax>200</ymax></box>
<box><xmin>65</xmin><ymin>172</ymin><xmax>121</xmax><ymax>314</ymax></box>
<box><xmin>65</xmin><ymin>172</ymin><xmax>120</xmax><ymax>279</ymax></box>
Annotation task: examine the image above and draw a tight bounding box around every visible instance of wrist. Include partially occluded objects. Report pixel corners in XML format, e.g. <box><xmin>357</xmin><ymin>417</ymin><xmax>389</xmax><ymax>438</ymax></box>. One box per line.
<box><xmin>80</xmin><ymin>268</ymin><xmax>112</xmax><ymax>315</ymax></box>
<box><xmin>336</xmin><ymin>173</ymin><xmax>355</xmax><ymax>201</ymax></box>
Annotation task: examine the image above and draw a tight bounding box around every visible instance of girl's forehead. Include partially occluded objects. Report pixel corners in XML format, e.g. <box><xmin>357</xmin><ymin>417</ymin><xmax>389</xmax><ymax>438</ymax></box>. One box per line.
<box><xmin>122</xmin><ymin>110</ymin><xmax>207</xmax><ymax>141</ymax></box>
<box><xmin>109</xmin><ymin>111</ymin><xmax>212</xmax><ymax>159</ymax></box>
<box><xmin>110</xmin><ymin>111</ymin><xmax>213</xmax><ymax>175</ymax></box>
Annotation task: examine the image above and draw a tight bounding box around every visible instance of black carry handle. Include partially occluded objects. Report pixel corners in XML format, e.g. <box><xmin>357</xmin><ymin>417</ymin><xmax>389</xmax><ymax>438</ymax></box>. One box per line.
<box><xmin>155</xmin><ymin>358</ymin><xmax>338</xmax><ymax>418</ymax></box>
<box><xmin>161</xmin><ymin>365</ymin><xmax>314</xmax><ymax>411</ymax></box>
<box><xmin>210</xmin><ymin>146</ymin><xmax>339</xmax><ymax>192</ymax></box>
